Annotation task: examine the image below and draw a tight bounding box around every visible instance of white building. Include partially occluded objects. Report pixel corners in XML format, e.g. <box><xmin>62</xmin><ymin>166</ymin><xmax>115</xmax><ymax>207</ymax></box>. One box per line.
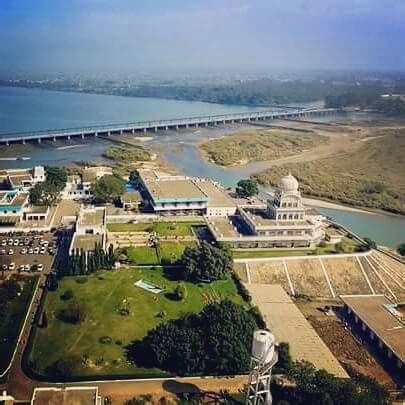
<box><xmin>139</xmin><ymin>170</ymin><xmax>236</xmax><ymax>217</ymax></box>
<box><xmin>207</xmin><ymin>174</ymin><xmax>325</xmax><ymax>248</ymax></box>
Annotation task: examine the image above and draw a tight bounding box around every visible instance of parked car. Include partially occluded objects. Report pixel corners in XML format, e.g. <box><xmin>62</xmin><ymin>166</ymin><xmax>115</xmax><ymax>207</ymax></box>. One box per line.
<box><xmin>1</xmin><ymin>240</ymin><xmax>6</xmax><ymax>246</ymax></box>
<box><xmin>1</xmin><ymin>264</ymin><xmax>7</xmax><ymax>271</ymax></box>
<box><xmin>0</xmin><ymin>249</ymin><xmax>5</xmax><ymax>255</ymax></box>
<box><xmin>28</xmin><ymin>248</ymin><xmax>34</xmax><ymax>254</ymax></box>
<box><xmin>21</xmin><ymin>248</ymin><xmax>27</xmax><ymax>255</ymax></box>
<box><xmin>24</xmin><ymin>264</ymin><xmax>30</xmax><ymax>272</ymax></box>
<box><xmin>8</xmin><ymin>262</ymin><xmax>15</xmax><ymax>271</ymax></box>
<box><xmin>34</xmin><ymin>247</ymin><xmax>40</xmax><ymax>254</ymax></box>
<box><xmin>8</xmin><ymin>249</ymin><xmax>14</xmax><ymax>255</ymax></box>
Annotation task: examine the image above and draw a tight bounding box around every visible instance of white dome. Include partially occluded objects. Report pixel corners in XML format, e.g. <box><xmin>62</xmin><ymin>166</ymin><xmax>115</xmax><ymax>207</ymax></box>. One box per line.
<box><xmin>279</xmin><ymin>174</ymin><xmax>299</xmax><ymax>193</ymax></box>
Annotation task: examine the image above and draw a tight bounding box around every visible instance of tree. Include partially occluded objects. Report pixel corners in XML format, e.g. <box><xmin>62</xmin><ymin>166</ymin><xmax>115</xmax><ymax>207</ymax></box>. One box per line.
<box><xmin>57</xmin><ymin>301</ymin><xmax>88</xmax><ymax>324</ymax></box>
<box><xmin>236</xmin><ymin>179</ymin><xmax>259</xmax><ymax>197</ymax></box>
<box><xmin>129</xmin><ymin>169</ymin><xmax>140</xmax><ymax>186</ymax></box>
<box><xmin>397</xmin><ymin>243</ymin><xmax>405</xmax><ymax>257</ymax></box>
<box><xmin>128</xmin><ymin>300</ymin><xmax>256</xmax><ymax>376</ymax></box>
<box><xmin>45</xmin><ymin>166</ymin><xmax>67</xmax><ymax>190</ymax></box>
<box><xmin>1</xmin><ymin>279</ymin><xmax>21</xmax><ymax>300</ymax></box>
<box><xmin>181</xmin><ymin>241</ymin><xmax>233</xmax><ymax>282</ymax></box>
<box><xmin>29</xmin><ymin>181</ymin><xmax>61</xmax><ymax>206</ymax></box>
<box><xmin>46</xmin><ymin>272</ymin><xmax>59</xmax><ymax>291</ymax></box>
<box><xmin>363</xmin><ymin>237</ymin><xmax>377</xmax><ymax>250</ymax></box>
<box><xmin>40</xmin><ymin>311</ymin><xmax>48</xmax><ymax>328</ymax></box>
<box><xmin>91</xmin><ymin>174</ymin><xmax>125</xmax><ymax>203</ymax></box>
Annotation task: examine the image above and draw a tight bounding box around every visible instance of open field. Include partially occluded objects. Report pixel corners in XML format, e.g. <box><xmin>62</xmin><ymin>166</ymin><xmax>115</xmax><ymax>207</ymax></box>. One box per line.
<box><xmin>107</xmin><ymin>221</ymin><xmax>202</xmax><ymax>236</ymax></box>
<box><xmin>287</xmin><ymin>259</ymin><xmax>332</xmax><ymax>298</ymax></box>
<box><xmin>0</xmin><ymin>276</ymin><xmax>38</xmax><ymax>374</ymax></box>
<box><xmin>28</xmin><ymin>267</ymin><xmax>245</xmax><ymax>378</ymax></box>
<box><xmin>253</xmin><ymin>126</ymin><xmax>405</xmax><ymax>214</ymax></box>
<box><xmin>241</xmin><ymin>252</ymin><xmax>405</xmax><ymax>301</ymax></box>
<box><xmin>199</xmin><ymin>127</ymin><xmax>328</xmax><ymax>166</ymax></box>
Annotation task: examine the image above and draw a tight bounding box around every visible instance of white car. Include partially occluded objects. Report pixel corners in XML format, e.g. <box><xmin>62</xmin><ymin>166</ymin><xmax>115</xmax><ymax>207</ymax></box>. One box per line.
<box><xmin>8</xmin><ymin>249</ymin><xmax>14</xmax><ymax>255</ymax></box>
<box><xmin>24</xmin><ymin>264</ymin><xmax>30</xmax><ymax>272</ymax></box>
<box><xmin>1</xmin><ymin>240</ymin><xmax>6</xmax><ymax>246</ymax></box>
<box><xmin>18</xmin><ymin>264</ymin><xmax>25</xmax><ymax>272</ymax></box>
<box><xmin>28</xmin><ymin>248</ymin><xmax>34</xmax><ymax>254</ymax></box>
<box><xmin>40</xmin><ymin>248</ymin><xmax>46</xmax><ymax>255</ymax></box>
<box><xmin>34</xmin><ymin>247</ymin><xmax>40</xmax><ymax>254</ymax></box>
<box><xmin>21</xmin><ymin>248</ymin><xmax>27</xmax><ymax>255</ymax></box>
<box><xmin>13</xmin><ymin>239</ymin><xmax>19</xmax><ymax>246</ymax></box>
<box><xmin>8</xmin><ymin>262</ymin><xmax>15</xmax><ymax>271</ymax></box>
<box><xmin>37</xmin><ymin>263</ymin><xmax>43</xmax><ymax>271</ymax></box>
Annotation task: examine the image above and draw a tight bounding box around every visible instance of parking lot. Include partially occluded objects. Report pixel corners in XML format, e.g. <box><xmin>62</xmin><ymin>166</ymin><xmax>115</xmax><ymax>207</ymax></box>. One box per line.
<box><xmin>0</xmin><ymin>232</ymin><xmax>57</xmax><ymax>275</ymax></box>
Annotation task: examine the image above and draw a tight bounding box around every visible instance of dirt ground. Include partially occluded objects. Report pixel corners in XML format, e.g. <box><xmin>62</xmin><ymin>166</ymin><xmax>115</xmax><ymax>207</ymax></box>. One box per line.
<box><xmin>297</xmin><ymin>300</ymin><xmax>396</xmax><ymax>389</ymax></box>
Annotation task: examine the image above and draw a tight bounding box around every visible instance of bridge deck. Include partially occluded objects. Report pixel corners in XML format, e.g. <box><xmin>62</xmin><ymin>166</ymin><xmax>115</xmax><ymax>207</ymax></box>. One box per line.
<box><xmin>0</xmin><ymin>108</ymin><xmax>338</xmax><ymax>145</ymax></box>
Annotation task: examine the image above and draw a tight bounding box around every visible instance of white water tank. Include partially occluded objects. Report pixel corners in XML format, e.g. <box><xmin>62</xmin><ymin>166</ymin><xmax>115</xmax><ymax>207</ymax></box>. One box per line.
<box><xmin>252</xmin><ymin>330</ymin><xmax>275</xmax><ymax>364</ymax></box>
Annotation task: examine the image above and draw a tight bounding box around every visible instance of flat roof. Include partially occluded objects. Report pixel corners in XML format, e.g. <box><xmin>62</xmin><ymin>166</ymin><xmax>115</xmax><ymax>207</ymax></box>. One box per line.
<box><xmin>71</xmin><ymin>234</ymin><xmax>103</xmax><ymax>252</ymax></box>
<box><xmin>195</xmin><ymin>180</ymin><xmax>236</xmax><ymax>208</ymax></box>
<box><xmin>341</xmin><ymin>295</ymin><xmax>405</xmax><ymax>361</ymax></box>
<box><xmin>146</xmin><ymin>179</ymin><xmax>207</xmax><ymax>203</ymax></box>
<box><xmin>121</xmin><ymin>191</ymin><xmax>142</xmax><ymax>203</ymax></box>
<box><xmin>32</xmin><ymin>387</ymin><xmax>98</xmax><ymax>405</ymax></box>
<box><xmin>79</xmin><ymin>208</ymin><xmax>105</xmax><ymax>227</ymax></box>
<box><xmin>248</xmin><ymin>284</ymin><xmax>348</xmax><ymax>378</ymax></box>
<box><xmin>207</xmin><ymin>217</ymin><xmax>240</xmax><ymax>237</ymax></box>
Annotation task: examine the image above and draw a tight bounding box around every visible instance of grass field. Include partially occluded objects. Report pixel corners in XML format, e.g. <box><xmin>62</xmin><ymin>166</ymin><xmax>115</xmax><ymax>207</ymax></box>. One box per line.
<box><xmin>199</xmin><ymin>128</ymin><xmax>327</xmax><ymax>166</ymax></box>
<box><xmin>253</xmin><ymin>131</ymin><xmax>405</xmax><ymax>214</ymax></box>
<box><xmin>0</xmin><ymin>276</ymin><xmax>38</xmax><ymax>374</ymax></box>
<box><xmin>107</xmin><ymin>221</ymin><xmax>203</xmax><ymax>236</ymax></box>
<box><xmin>126</xmin><ymin>242</ymin><xmax>195</xmax><ymax>265</ymax></box>
<box><xmin>28</xmin><ymin>267</ymin><xmax>244</xmax><ymax>378</ymax></box>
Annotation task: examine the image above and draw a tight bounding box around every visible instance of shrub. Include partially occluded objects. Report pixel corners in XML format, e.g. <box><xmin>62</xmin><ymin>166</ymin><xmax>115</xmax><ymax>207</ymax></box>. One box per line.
<box><xmin>57</xmin><ymin>301</ymin><xmax>87</xmax><ymax>324</ymax></box>
<box><xmin>232</xmin><ymin>272</ymin><xmax>251</xmax><ymax>302</ymax></box>
<box><xmin>60</xmin><ymin>289</ymin><xmax>73</xmax><ymax>301</ymax></box>
<box><xmin>99</xmin><ymin>336</ymin><xmax>112</xmax><ymax>344</ymax></box>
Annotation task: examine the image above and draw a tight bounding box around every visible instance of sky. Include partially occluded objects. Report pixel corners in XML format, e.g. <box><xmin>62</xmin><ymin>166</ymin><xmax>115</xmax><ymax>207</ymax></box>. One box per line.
<box><xmin>0</xmin><ymin>0</ymin><xmax>405</xmax><ymax>75</ymax></box>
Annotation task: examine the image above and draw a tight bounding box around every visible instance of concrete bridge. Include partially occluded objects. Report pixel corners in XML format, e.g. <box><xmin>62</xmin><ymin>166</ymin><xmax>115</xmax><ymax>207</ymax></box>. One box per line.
<box><xmin>0</xmin><ymin>108</ymin><xmax>338</xmax><ymax>146</ymax></box>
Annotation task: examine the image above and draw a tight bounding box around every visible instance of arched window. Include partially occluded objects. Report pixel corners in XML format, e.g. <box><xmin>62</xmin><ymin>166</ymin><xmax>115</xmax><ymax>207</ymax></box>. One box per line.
<box><xmin>283</xmin><ymin>214</ymin><xmax>287</xmax><ymax>220</ymax></box>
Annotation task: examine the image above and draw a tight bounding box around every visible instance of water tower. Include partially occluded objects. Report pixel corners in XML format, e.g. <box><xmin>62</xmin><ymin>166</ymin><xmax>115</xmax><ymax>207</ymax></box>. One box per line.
<box><xmin>245</xmin><ymin>330</ymin><xmax>278</xmax><ymax>405</ymax></box>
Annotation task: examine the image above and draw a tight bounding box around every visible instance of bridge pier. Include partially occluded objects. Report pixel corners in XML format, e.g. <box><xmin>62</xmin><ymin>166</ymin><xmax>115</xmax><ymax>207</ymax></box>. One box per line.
<box><xmin>53</xmin><ymin>137</ymin><xmax>56</xmax><ymax>142</ymax></box>
<box><xmin>131</xmin><ymin>128</ymin><xmax>135</xmax><ymax>134</ymax></box>
<box><xmin>81</xmin><ymin>134</ymin><xmax>85</xmax><ymax>140</ymax></box>
<box><xmin>195</xmin><ymin>123</ymin><xmax>198</xmax><ymax>128</ymax></box>
<box><xmin>67</xmin><ymin>135</ymin><xmax>71</xmax><ymax>140</ymax></box>
<box><xmin>22</xmin><ymin>139</ymin><xmax>26</xmax><ymax>145</ymax></box>
<box><xmin>165</xmin><ymin>126</ymin><xmax>169</xmax><ymax>130</ymax></box>
<box><xmin>205</xmin><ymin>122</ymin><xmax>208</xmax><ymax>127</ymax></box>
<box><xmin>175</xmin><ymin>125</ymin><xmax>179</xmax><ymax>130</ymax></box>
<box><xmin>37</xmin><ymin>138</ymin><xmax>41</xmax><ymax>144</ymax></box>
<box><xmin>95</xmin><ymin>132</ymin><xmax>98</xmax><ymax>137</ymax></box>
<box><xmin>154</xmin><ymin>127</ymin><xmax>158</xmax><ymax>133</ymax></box>
<box><xmin>143</xmin><ymin>128</ymin><xmax>147</xmax><ymax>133</ymax></box>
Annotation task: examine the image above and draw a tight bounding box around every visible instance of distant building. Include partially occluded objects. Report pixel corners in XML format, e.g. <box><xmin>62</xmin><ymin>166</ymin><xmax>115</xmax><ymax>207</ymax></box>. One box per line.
<box><xmin>139</xmin><ymin>170</ymin><xmax>236</xmax><ymax>217</ymax></box>
<box><xmin>341</xmin><ymin>294</ymin><xmax>405</xmax><ymax>371</ymax></box>
<box><xmin>207</xmin><ymin>174</ymin><xmax>325</xmax><ymax>248</ymax></box>
<box><xmin>62</xmin><ymin>166</ymin><xmax>113</xmax><ymax>200</ymax></box>
<box><xmin>0</xmin><ymin>166</ymin><xmax>45</xmax><ymax>192</ymax></box>
<box><xmin>0</xmin><ymin>190</ymin><xmax>29</xmax><ymax>226</ymax></box>
<box><xmin>120</xmin><ymin>190</ymin><xmax>143</xmax><ymax>210</ymax></box>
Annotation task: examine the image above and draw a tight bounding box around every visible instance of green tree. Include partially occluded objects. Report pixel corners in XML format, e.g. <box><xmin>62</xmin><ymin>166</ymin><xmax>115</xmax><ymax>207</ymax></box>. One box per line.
<box><xmin>91</xmin><ymin>174</ymin><xmax>125</xmax><ymax>203</ymax></box>
<box><xmin>397</xmin><ymin>243</ymin><xmax>405</xmax><ymax>256</ymax></box>
<box><xmin>129</xmin><ymin>169</ymin><xmax>140</xmax><ymax>186</ymax></box>
<box><xmin>129</xmin><ymin>300</ymin><xmax>256</xmax><ymax>376</ymax></box>
<box><xmin>363</xmin><ymin>237</ymin><xmax>377</xmax><ymax>250</ymax></box>
<box><xmin>45</xmin><ymin>166</ymin><xmax>67</xmax><ymax>190</ymax></box>
<box><xmin>29</xmin><ymin>181</ymin><xmax>61</xmax><ymax>206</ymax></box>
<box><xmin>181</xmin><ymin>241</ymin><xmax>232</xmax><ymax>282</ymax></box>
<box><xmin>236</xmin><ymin>179</ymin><xmax>259</xmax><ymax>197</ymax></box>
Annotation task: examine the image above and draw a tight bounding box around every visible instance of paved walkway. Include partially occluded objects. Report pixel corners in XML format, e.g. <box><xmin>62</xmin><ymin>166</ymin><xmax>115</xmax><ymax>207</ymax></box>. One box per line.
<box><xmin>246</xmin><ymin>283</ymin><xmax>348</xmax><ymax>378</ymax></box>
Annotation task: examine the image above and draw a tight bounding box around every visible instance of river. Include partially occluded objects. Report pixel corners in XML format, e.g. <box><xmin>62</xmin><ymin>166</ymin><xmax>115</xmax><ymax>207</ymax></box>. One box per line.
<box><xmin>0</xmin><ymin>86</ymin><xmax>404</xmax><ymax>248</ymax></box>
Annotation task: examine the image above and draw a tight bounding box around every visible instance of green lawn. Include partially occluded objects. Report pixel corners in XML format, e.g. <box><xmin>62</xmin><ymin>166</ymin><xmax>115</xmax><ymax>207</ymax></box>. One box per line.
<box><xmin>158</xmin><ymin>242</ymin><xmax>195</xmax><ymax>264</ymax></box>
<box><xmin>0</xmin><ymin>276</ymin><xmax>38</xmax><ymax>374</ymax></box>
<box><xmin>107</xmin><ymin>223</ymin><xmax>154</xmax><ymax>233</ymax></box>
<box><xmin>126</xmin><ymin>242</ymin><xmax>196</xmax><ymax>266</ymax></box>
<box><xmin>126</xmin><ymin>246</ymin><xmax>159</xmax><ymax>265</ymax></box>
<box><xmin>28</xmin><ymin>267</ymin><xmax>244</xmax><ymax>378</ymax></box>
<box><xmin>107</xmin><ymin>221</ymin><xmax>203</xmax><ymax>236</ymax></box>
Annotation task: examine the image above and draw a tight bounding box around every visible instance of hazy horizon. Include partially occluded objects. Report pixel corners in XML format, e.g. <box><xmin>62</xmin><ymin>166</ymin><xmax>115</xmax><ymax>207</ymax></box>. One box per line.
<box><xmin>1</xmin><ymin>0</ymin><xmax>405</xmax><ymax>75</ymax></box>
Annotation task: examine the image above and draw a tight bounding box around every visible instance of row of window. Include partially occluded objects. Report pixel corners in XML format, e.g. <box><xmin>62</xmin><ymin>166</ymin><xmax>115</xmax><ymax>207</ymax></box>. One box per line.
<box><xmin>277</xmin><ymin>213</ymin><xmax>303</xmax><ymax>220</ymax></box>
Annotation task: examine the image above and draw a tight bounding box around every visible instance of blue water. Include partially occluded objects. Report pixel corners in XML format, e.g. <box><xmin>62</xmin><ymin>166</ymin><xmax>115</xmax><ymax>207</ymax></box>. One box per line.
<box><xmin>0</xmin><ymin>86</ymin><xmax>404</xmax><ymax>247</ymax></box>
<box><xmin>0</xmin><ymin>86</ymin><xmax>266</xmax><ymax>135</ymax></box>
